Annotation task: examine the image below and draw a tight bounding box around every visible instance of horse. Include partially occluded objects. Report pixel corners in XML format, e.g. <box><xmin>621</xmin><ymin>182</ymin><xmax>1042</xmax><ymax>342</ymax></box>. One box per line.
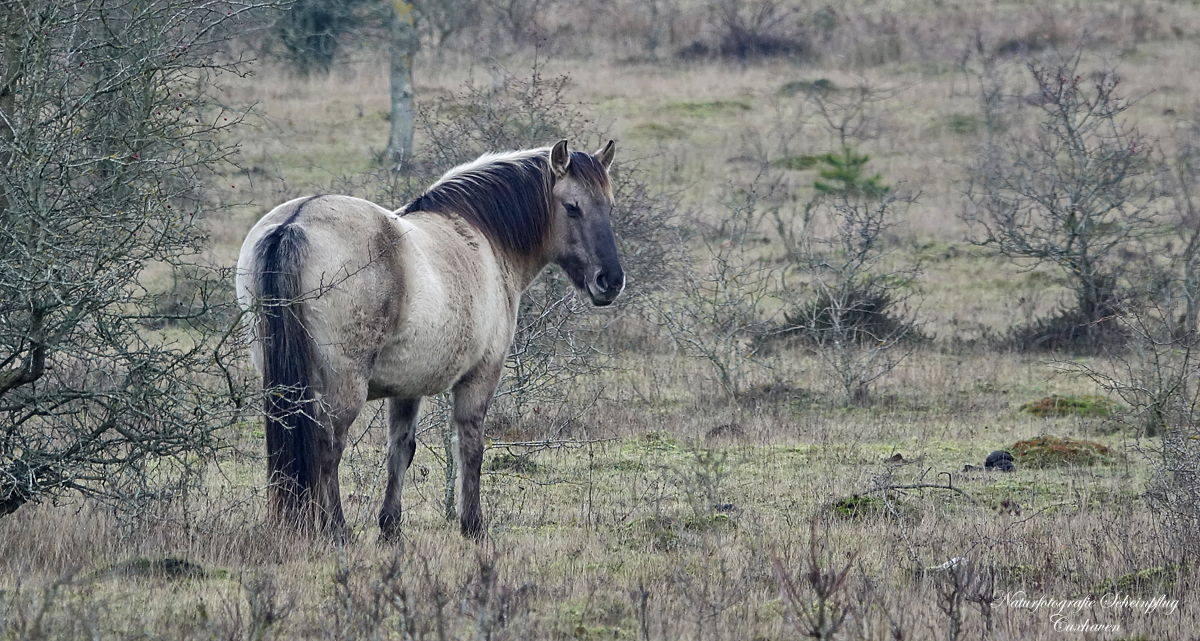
<box><xmin>235</xmin><ymin>140</ymin><xmax>623</xmax><ymax>540</ymax></box>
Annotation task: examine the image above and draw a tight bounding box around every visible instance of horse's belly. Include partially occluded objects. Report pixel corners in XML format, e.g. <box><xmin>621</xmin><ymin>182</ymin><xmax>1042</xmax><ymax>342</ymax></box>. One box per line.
<box><xmin>361</xmin><ymin>222</ymin><xmax>514</xmax><ymax>400</ymax></box>
<box><xmin>367</xmin><ymin>338</ymin><xmax>467</xmax><ymax>399</ymax></box>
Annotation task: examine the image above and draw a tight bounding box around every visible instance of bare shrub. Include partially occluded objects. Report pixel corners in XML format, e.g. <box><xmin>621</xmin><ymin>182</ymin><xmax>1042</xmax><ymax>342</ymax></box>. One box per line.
<box><xmin>1063</xmin><ymin>123</ymin><xmax>1200</xmax><ymax>549</ymax></box>
<box><xmin>1066</xmin><ymin>293</ymin><xmax>1200</xmax><ymax>560</ymax></box>
<box><xmin>1156</xmin><ymin>119</ymin><xmax>1200</xmax><ymax>338</ymax></box>
<box><xmin>773</xmin><ymin>519</ymin><xmax>857</xmax><ymax>641</ymax></box>
<box><xmin>236</xmin><ymin>573</ymin><xmax>296</xmax><ymax>640</ymax></box>
<box><xmin>933</xmin><ymin>559</ymin><xmax>997</xmax><ymax>641</ymax></box>
<box><xmin>800</xmin><ymin>79</ymin><xmax>900</xmax><ymax>148</ymax></box>
<box><xmin>414</xmin><ymin>63</ymin><xmax>578</xmax><ymax>170</ymax></box>
<box><xmin>321</xmin><ymin>549</ymin><xmax>536</xmax><ymax>640</ymax></box>
<box><xmin>711</xmin><ymin>0</ymin><xmax>810</xmax><ymax>60</ymax></box>
<box><xmin>416</xmin><ymin>0</ymin><xmax>481</xmax><ymax>48</ymax></box>
<box><xmin>653</xmin><ymin>176</ymin><xmax>779</xmax><ymax>399</ymax></box>
<box><xmin>760</xmin><ymin>77</ymin><xmax>923</xmax><ymax>404</ymax></box>
<box><xmin>0</xmin><ymin>0</ymin><xmax>255</xmax><ymax>519</ymax></box>
<box><xmin>779</xmin><ymin>147</ymin><xmax>922</xmax><ymax>405</ymax></box>
<box><xmin>667</xmin><ymin>442</ymin><xmax>735</xmax><ymax>527</ymax></box>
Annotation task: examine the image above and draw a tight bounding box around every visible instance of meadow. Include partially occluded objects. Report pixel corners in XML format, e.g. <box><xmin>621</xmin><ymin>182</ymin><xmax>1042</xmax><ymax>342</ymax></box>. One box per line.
<box><xmin>2</xmin><ymin>0</ymin><xmax>1199</xmax><ymax>638</ymax></box>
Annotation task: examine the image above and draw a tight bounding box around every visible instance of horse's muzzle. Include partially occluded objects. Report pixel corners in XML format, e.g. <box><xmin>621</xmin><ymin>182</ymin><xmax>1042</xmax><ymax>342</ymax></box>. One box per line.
<box><xmin>587</xmin><ymin>270</ymin><xmax>625</xmax><ymax>306</ymax></box>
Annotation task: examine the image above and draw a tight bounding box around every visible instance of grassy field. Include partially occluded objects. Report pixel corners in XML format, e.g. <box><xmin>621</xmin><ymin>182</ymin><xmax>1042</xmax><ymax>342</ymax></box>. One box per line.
<box><xmin>4</xmin><ymin>1</ymin><xmax>1200</xmax><ymax>638</ymax></box>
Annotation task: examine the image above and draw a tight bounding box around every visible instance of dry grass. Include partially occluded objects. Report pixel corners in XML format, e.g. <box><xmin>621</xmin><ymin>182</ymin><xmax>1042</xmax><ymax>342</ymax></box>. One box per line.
<box><xmin>2</xmin><ymin>349</ymin><xmax>1192</xmax><ymax>638</ymax></box>
<box><xmin>7</xmin><ymin>1</ymin><xmax>1200</xmax><ymax>637</ymax></box>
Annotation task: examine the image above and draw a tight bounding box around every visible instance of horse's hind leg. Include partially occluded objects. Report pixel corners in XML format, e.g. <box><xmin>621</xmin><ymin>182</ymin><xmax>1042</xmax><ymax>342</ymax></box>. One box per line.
<box><xmin>451</xmin><ymin>365</ymin><xmax>503</xmax><ymax>539</ymax></box>
<box><xmin>378</xmin><ymin>397</ymin><xmax>420</xmax><ymax>542</ymax></box>
<box><xmin>313</xmin><ymin>372</ymin><xmax>368</xmax><ymax>539</ymax></box>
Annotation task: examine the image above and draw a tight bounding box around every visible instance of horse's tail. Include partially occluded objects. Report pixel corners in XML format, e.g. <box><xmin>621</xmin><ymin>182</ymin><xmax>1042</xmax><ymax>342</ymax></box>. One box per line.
<box><xmin>255</xmin><ymin>206</ymin><xmax>319</xmax><ymax>524</ymax></box>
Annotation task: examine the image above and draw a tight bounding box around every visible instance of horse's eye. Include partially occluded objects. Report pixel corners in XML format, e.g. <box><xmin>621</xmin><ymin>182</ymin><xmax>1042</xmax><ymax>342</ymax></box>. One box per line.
<box><xmin>565</xmin><ymin>202</ymin><xmax>582</xmax><ymax>218</ymax></box>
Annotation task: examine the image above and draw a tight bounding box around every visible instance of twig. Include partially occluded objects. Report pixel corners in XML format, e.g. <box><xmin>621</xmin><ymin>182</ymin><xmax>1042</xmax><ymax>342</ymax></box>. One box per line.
<box><xmin>865</xmin><ymin>482</ymin><xmax>978</xmax><ymax>505</ymax></box>
<box><xmin>489</xmin><ymin>437</ymin><xmax>618</xmax><ymax>452</ymax></box>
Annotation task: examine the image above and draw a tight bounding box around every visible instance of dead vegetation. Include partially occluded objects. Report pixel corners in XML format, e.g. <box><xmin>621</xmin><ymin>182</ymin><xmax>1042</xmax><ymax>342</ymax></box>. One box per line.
<box><xmin>6</xmin><ymin>0</ymin><xmax>1200</xmax><ymax>638</ymax></box>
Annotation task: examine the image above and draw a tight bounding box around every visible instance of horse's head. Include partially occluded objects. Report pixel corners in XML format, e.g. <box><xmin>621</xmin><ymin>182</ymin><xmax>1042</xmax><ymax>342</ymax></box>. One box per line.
<box><xmin>547</xmin><ymin>139</ymin><xmax>624</xmax><ymax>306</ymax></box>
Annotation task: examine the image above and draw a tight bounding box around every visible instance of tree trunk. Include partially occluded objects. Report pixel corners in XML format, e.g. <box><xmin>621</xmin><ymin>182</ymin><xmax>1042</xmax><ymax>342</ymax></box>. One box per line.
<box><xmin>387</xmin><ymin>0</ymin><xmax>418</xmax><ymax>170</ymax></box>
<box><xmin>0</xmin><ymin>5</ymin><xmax>25</xmax><ymax>221</ymax></box>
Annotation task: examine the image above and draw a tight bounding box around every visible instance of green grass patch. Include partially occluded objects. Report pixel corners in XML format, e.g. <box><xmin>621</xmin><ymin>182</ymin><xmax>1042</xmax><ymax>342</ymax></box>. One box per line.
<box><xmin>637</xmin><ymin>431</ymin><xmax>678</xmax><ymax>453</ymax></box>
<box><xmin>661</xmin><ymin>100</ymin><xmax>752</xmax><ymax>117</ymax></box>
<box><xmin>626</xmin><ymin>514</ymin><xmax>681</xmax><ymax>551</ymax></box>
<box><xmin>944</xmin><ymin>112</ymin><xmax>980</xmax><ymax>135</ymax></box>
<box><xmin>486</xmin><ymin>453</ymin><xmax>540</xmax><ymax>474</ymax></box>
<box><xmin>631</xmin><ymin>122</ymin><xmax>688</xmax><ymax>140</ymax></box>
<box><xmin>98</xmin><ymin>557</ymin><xmax>207</xmax><ymax>581</ymax></box>
<box><xmin>1021</xmin><ymin>394</ymin><xmax>1122</xmax><ymax>417</ymax></box>
<box><xmin>683</xmin><ymin>511</ymin><xmax>733</xmax><ymax>531</ymax></box>
<box><xmin>611</xmin><ymin>458</ymin><xmax>647</xmax><ymax>472</ymax></box>
<box><xmin>1011</xmin><ymin>436</ymin><xmax>1113</xmax><ymax>468</ymax></box>
<box><xmin>1095</xmin><ymin>563</ymin><xmax>1180</xmax><ymax>594</ymax></box>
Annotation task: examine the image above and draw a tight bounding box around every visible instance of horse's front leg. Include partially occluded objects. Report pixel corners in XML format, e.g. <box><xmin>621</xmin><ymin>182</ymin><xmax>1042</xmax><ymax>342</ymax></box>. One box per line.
<box><xmin>451</xmin><ymin>364</ymin><xmax>502</xmax><ymax>539</ymax></box>
<box><xmin>378</xmin><ymin>397</ymin><xmax>420</xmax><ymax>542</ymax></box>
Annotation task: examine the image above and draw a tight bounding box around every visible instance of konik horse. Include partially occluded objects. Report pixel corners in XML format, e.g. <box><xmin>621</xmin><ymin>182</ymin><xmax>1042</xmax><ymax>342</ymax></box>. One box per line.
<box><xmin>235</xmin><ymin>140</ymin><xmax>623</xmax><ymax>539</ymax></box>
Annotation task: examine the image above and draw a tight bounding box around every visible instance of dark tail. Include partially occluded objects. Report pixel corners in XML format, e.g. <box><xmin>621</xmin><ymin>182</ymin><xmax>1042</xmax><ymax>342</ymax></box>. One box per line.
<box><xmin>256</xmin><ymin>204</ymin><xmax>319</xmax><ymax>524</ymax></box>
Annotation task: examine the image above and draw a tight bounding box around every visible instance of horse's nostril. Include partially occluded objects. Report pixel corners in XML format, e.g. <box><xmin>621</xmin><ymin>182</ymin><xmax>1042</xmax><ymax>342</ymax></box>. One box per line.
<box><xmin>595</xmin><ymin>273</ymin><xmax>609</xmax><ymax>291</ymax></box>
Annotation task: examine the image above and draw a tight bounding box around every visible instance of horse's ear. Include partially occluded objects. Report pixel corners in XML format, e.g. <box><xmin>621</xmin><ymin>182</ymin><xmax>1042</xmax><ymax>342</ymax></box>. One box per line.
<box><xmin>550</xmin><ymin>139</ymin><xmax>570</xmax><ymax>179</ymax></box>
<box><xmin>595</xmin><ymin>140</ymin><xmax>616</xmax><ymax>170</ymax></box>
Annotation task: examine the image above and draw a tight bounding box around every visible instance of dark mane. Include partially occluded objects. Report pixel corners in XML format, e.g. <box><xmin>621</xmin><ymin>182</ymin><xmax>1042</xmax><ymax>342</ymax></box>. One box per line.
<box><xmin>404</xmin><ymin>148</ymin><xmax>609</xmax><ymax>256</ymax></box>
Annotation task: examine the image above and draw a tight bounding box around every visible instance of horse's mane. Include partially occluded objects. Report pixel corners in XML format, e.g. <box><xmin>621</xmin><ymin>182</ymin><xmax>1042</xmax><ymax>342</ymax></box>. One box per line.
<box><xmin>404</xmin><ymin>147</ymin><xmax>610</xmax><ymax>256</ymax></box>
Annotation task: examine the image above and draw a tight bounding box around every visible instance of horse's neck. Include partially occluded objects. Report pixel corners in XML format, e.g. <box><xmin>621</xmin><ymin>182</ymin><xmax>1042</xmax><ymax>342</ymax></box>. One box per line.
<box><xmin>503</xmin><ymin>249</ymin><xmax>553</xmax><ymax>296</ymax></box>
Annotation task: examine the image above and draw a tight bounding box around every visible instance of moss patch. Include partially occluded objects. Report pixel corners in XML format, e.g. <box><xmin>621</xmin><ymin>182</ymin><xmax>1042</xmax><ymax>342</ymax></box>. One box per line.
<box><xmin>638</xmin><ymin>431</ymin><xmax>678</xmax><ymax>452</ymax></box>
<box><xmin>626</xmin><ymin>515</ymin><xmax>681</xmax><ymax>551</ymax></box>
<box><xmin>943</xmin><ymin>113</ymin><xmax>980</xmax><ymax>135</ymax></box>
<box><xmin>831</xmin><ymin>494</ymin><xmax>886</xmax><ymax>518</ymax></box>
<box><xmin>1011</xmin><ymin>436</ymin><xmax>1112</xmax><ymax>468</ymax></box>
<box><xmin>1021</xmin><ymin>394</ymin><xmax>1122</xmax><ymax>417</ymax></box>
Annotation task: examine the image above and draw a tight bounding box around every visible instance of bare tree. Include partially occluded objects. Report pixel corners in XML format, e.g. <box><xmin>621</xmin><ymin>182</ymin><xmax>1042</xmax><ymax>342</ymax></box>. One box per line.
<box><xmin>386</xmin><ymin>0</ymin><xmax>419</xmax><ymax>167</ymax></box>
<box><xmin>1156</xmin><ymin>121</ymin><xmax>1200</xmax><ymax>338</ymax></box>
<box><xmin>413</xmin><ymin>0</ymin><xmax>478</xmax><ymax>49</ymax></box>
<box><xmin>0</xmin><ymin>0</ymin><xmax>255</xmax><ymax>518</ymax></box>
<box><xmin>963</xmin><ymin>54</ymin><xmax>1161</xmax><ymax>348</ymax></box>
<box><xmin>272</xmin><ymin>0</ymin><xmax>371</xmax><ymax>74</ymax></box>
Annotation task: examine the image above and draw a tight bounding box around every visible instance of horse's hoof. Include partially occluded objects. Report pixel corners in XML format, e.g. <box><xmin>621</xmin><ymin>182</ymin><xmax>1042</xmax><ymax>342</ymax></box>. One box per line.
<box><xmin>378</xmin><ymin>513</ymin><xmax>402</xmax><ymax>543</ymax></box>
<box><xmin>460</xmin><ymin>519</ymin><xmax>485</xmax><ymax>540</ymax></box>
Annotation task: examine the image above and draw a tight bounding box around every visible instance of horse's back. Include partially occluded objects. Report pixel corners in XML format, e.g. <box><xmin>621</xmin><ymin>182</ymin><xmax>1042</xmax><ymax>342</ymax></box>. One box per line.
<box><xmin>237</xmin><ymin>195</ymin><xmax>405</xmax><ymax>379</ymax></box>
<box><xmin>237</xmin><ymin>195</ymin><xmax>518</xmax><ymax>401</ymax></box>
